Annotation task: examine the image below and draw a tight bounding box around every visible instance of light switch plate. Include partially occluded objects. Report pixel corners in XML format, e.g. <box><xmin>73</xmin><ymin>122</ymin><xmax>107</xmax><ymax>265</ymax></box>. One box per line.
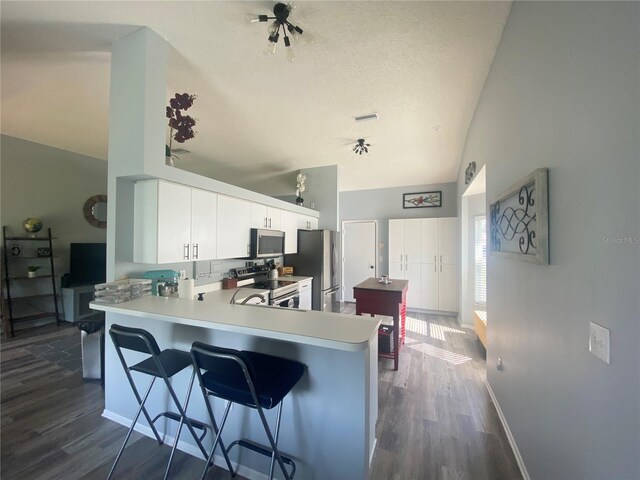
<box><xmin>589</xmin><ymin>322</ymin><xmax>610</xmax><ymax>364</ymax></box>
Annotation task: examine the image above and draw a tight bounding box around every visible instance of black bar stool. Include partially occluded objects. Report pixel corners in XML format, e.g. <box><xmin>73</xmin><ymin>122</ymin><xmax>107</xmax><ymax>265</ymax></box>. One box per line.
<box><xmin>107</xmin><ymin>325</ymin><xmax>234</xmax><ymax>480</ymax></box>
<box><xmin>190</xmin><ymin>341</ymin><xmax>305</xmax><ymax>480</ymax></box>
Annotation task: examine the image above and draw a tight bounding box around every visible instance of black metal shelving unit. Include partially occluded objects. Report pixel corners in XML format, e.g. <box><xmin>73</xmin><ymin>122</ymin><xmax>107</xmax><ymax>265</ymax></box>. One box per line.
<box><xmin>2</xmin><ymin>226</ymin><xmax>61</xmax><ymax>337</ymax></box>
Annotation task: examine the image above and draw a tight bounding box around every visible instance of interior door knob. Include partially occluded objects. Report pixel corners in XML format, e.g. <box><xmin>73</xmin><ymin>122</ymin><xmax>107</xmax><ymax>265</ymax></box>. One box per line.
<box><xmin>369</xmin><ymin>265</ymin><xmax>374</xmax><ymax>269</ymax></box>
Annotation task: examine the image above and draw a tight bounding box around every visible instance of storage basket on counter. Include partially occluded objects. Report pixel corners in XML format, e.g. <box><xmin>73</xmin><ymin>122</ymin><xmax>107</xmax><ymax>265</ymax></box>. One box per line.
<box><xmin>94</xmin><ymin>279</ymin><xmax>152</xmax><ymax>304</ymax></box>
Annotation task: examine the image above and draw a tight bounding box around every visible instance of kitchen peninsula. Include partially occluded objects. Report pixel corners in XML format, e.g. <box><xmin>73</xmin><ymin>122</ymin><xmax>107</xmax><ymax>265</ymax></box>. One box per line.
<box><xmin>92</xmin><ymin>293</ymin><xmax>379</xmax><ymax>480</ymax></box>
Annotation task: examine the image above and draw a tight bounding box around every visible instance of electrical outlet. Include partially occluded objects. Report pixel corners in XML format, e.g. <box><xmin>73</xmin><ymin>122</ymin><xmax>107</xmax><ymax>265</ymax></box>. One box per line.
<box><xmin>589</xmin><ymin>322</ymin><xmax>610</xmax><ymax>364</ymax></box>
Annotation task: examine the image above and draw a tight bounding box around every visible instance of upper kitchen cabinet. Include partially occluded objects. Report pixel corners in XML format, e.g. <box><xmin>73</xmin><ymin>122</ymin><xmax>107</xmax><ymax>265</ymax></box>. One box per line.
<box><xmin>134</xmin><ymin>180</ymin><xmax>217</xmax><ymax>264</ymax></box>
<box><xmin>298</xmin><ymin>214</ymin><xmax>318</xmax><ymax>231</ymax></box>
<box><xmin>251</xmin><ymin>204</ymin><xmax>281</xmax><ymax>230</ymax></box>
<box><xmin>217</xmin><ymin>195</ymin><xmax>251</xmax><ymax>259</ymax></box>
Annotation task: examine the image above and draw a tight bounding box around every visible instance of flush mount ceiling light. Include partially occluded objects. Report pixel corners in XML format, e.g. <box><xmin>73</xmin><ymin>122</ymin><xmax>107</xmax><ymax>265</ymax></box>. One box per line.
<box><xmin>353</xmin><ymin>139</ymin><xmax>370</xmax><ymax>155</ymax></box>
<box><xmin>252</xmin><ymin>3</ymin><xmax>303</xmax><ymax>56</ymax></box>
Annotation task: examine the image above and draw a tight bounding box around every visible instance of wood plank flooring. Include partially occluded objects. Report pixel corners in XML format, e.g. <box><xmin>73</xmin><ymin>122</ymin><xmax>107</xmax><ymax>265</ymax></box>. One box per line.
<box><xmin>1</xmin><ymin>310</ymin><xmax>521</xmax><ymax>480</ymax></box>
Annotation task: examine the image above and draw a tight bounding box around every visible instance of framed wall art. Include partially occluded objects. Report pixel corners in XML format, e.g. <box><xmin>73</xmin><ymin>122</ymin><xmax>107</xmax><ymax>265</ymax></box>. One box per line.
<box><xmin>489</xmin><ymin>168</ymin><xmax>549</xmax><ymax>265</ymax></box>
<box><xmin>403</xmin><ymin>191</ymin><xmax>442</xmax><ymax>209</ymax></box>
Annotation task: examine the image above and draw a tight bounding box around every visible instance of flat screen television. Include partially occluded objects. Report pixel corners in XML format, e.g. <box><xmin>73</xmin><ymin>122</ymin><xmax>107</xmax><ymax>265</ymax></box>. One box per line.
<box><xmin>67</xmin><ymin>243</ymin><xmax>107</xmax><ymax>286</ymax></box>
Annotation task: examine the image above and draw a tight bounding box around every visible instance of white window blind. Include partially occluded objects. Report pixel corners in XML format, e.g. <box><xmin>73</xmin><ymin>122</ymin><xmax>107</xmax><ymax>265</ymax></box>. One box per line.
<box><xmin>474</xmin><ymin>215</ymin><xmax>487</xmax><ymax>305</ymax></box>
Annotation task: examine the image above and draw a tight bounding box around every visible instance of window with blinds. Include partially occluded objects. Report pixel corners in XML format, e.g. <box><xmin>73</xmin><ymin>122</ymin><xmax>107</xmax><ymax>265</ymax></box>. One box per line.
<box><xmin>474</xmin><ymin>215</ymin><xmax>487</xmax><ymax>305</ymax></box>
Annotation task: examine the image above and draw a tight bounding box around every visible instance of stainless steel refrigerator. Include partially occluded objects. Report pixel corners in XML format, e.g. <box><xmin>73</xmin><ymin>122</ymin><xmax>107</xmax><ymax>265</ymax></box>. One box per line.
<box><xmin>286</xmin><ymin>230</ymin><xmax>340</xmax><ymax>312</ymax></box>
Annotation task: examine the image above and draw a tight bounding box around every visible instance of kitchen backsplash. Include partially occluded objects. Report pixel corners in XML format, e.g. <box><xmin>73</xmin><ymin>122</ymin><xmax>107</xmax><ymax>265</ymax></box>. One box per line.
<box><xmin>194</xmin><ymin>257</ymin><xmax>283</xmax><ymax>285</ymax></box>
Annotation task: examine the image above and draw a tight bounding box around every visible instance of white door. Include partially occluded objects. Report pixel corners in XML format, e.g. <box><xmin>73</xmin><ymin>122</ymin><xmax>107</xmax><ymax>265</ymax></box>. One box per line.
<box><xmin>217</xmin><ymin>195</ymin><xmax>251</xmax><ymax>259</ymax></box>
<box><xmin>388</xmin><ymin>219</ymin><xmax>405</xmax><ymax>266</ymax></box>
<box><xmin>420</xmin><ymin>263</ymin><xmax>439</xmax><ymax>310</ymax></box>
<box><xmin>438</xmin><ymin>263</ymin><xmax>458</xmax><ymax>311</ymax></box>
<box><xmin>190</xmin><ymin>189</ymin><xmax>217</xmax><ymax>261</ymax></box>
<box><xmin>342</xmin><ymin>221</ymin><xmax>377</xmax><ymax>302</ymax></box>
<box><xmin>157</xmin><ymin>181</ymin><xmax>192</xmax><ymax>263</ymax></box>
<box><xmin>438</xmin><ymin>217</ymin><xmax>458</xmax><ymax>264</ymax></box>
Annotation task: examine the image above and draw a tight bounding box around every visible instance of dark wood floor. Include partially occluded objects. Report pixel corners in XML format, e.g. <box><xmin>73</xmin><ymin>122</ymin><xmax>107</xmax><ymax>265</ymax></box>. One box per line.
<box><xmin>1</xmin><ymin>309</ymin><xmax>521</xmax><ymax>480</ymax></box>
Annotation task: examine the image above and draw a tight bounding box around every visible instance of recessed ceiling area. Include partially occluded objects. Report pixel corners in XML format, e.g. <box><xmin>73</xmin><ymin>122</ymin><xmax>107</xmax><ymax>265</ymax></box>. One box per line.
<box><xmin>0</xmin><ymin>1</ymin><xmax>511</xmax><ymax>194</ymax></box>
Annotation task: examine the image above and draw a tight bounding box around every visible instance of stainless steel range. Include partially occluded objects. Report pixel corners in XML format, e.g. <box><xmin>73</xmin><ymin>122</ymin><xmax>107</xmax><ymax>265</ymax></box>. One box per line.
<box><xmin>232</xmin><ymin>265</ymin><xmax>300</xmax><ymax>308</ymax></box>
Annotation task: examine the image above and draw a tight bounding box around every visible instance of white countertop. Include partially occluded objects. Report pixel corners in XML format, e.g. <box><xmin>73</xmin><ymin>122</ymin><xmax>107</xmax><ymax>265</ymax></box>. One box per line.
<box><xmin>91</xmin><ymin>290</ymin><xmax>379</xmax><ymax>352</ymax></box>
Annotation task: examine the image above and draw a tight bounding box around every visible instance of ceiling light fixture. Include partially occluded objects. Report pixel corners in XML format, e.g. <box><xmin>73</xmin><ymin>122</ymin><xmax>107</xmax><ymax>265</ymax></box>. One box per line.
<box><xmin>252</xmin><ymin>3</ymin><xmax>303</xmax><ymax>56</ymax></box>
<box><xmin>354</xmin><ymin>113</ymin><xmax>379</xmax><ymax>122</ymax></box>
<box><xmin>353</xmin><ymin>139</ymin><xmax>370</xmax><ymax>155</ymax></box>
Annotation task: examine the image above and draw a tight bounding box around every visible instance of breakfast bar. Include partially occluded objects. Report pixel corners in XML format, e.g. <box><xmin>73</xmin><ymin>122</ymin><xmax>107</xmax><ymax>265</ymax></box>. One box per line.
<box><xmin>92</xmin><ymin>295</ymin><xmax>379</xmax><ymax>480</ymax></box>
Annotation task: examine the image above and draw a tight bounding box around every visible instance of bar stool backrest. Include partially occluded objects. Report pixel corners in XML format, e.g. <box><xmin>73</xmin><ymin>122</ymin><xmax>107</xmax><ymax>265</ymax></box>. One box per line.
<box><xmin>191</xmin><ymin>341</ymin><xmax>259</xmax><ymax>403</ymax></box>
<box><xmin>110</xmin><ymin>324</ymin><xmax>161</xmax><ymax>356</ymax></box>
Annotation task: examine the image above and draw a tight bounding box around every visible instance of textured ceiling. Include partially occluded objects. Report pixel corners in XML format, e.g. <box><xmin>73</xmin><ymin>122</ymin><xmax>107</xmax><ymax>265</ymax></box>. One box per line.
<box><xmin>1</xmin><ymin>1</ymin><xmax>511</xmax><ymax>194</ymax></box>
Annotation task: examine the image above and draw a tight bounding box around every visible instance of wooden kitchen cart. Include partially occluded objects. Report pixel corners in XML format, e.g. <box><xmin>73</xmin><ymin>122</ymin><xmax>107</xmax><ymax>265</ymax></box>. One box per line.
<box><xmin>353</xmin><ymin>277</ymin><xmax>408</xmax><ymax>370</ymax></box>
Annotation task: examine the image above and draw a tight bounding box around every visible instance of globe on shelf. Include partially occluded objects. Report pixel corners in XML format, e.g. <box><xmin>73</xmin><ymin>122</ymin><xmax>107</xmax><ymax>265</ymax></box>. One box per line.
<box><xmin>23</xmin><ymin>218</ymin><xmax>43</xmax><ymax>236</ymax></box>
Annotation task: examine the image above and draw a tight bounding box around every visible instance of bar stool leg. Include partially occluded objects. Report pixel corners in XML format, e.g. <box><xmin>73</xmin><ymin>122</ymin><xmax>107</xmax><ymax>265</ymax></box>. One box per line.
<box><xmin>107</xmin><ymin>377</ymin><xmax>158</xmax><ymax>480</ymax></box>
<box><xmin>164</xmin><ymin>369</ymin><xmax>197</xmax><ymax>480</ymax></box>
<box><xmin>200</xmin><ymin>385</ymin><xmax>235</xmax><ymax>474</ymax></box>
<box><xmin>256</xmin><ymin>403</ymin><xmax>291</xmax><ymax>480</ymax></box>
<box><xmin>267</xmin><ymin>401</ymin><xmax>284</xmax><ymax>480</ymax></box>
<box><xmin>200</xmin><ymin>400</ymin><xmax>233</xmax><ymax>480</ymax></box>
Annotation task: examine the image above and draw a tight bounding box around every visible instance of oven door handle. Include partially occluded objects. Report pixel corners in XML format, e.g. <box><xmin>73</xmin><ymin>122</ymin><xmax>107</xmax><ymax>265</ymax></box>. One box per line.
<box><xmin>275</xmin><ymin>291</ymin><xmax>299</xmax><ymax>304</ymax></box>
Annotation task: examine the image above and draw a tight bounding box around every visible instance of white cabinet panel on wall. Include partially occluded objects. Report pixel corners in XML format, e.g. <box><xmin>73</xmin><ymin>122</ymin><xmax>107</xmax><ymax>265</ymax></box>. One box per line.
<box><xmin>217</xmin><ymin>195</ymin><xmax>251</xmax><ymax>259</ymax></box>
<box><xmin>438</xmin><ymin>263</ymin><xmax>458</xmax><ymax>312</ymax></box>
<box><xmin>298</xmin><ymin>214</ymin><xmax>317</xmax><ymax>231</ymax></box>
<box><xmin>421</xmin><ymin>218</ymin><xmax>439</xmax><ymax>264</ymax></box>
<box><xmin>438</xmin><ymin>218</ymin><xmax>458</xmax><ymax>264</ymax></box>
<box><xmin>251</xmin><ymin>204</ymin><xmax>281</xmax><ymax>230</ymax></box>
<box><xmin>388</xmin><ymin>216</ymin><xmax>458</xmax><ymax>312</ymax></box>
<box><xmin>281</xmin><ymin>210</ymin><xmax>299</xmax><ymax>254</ymax></box>
<box><xmin>134</xmin><ymin>181</ymin><xmax>217</xmax><ymax>264</ymax></box>
<box><xmin>420</xmin><ymin>264</ymin><xmax>439</xmax><ymax>311</ymax></box>
<box><xmin>404</xmin><ymin>261</ymin><xmax>422</xmax><ymax>309</ymax></box>
<box><xmin>190</xmin><ymin>189</ymin><xmax>217</xmax><ymax>261</ymax></box>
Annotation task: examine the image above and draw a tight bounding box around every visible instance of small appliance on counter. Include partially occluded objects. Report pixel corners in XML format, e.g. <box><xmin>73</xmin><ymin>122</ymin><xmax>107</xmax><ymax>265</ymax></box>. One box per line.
<box><xmin>143</xmin><ymin>269</ymin><xmax>179</xmax><ymax>296</ymax></box>
<box><xmin>278</xmin><ymin>266</ymin><xmax>294</xmax><ymax>277</ymax></box>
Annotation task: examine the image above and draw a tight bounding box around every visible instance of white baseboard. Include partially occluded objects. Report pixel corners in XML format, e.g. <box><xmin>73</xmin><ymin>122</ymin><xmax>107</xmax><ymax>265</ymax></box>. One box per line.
<box><xmin>102</xmin><ymin>409</ymin><xmax>268</xmax><ymax>480</ymax></box>
<box><xmin>484</xmin><ymin>381</ymin><xmax>530</xmax><ymax>480</ymax></box>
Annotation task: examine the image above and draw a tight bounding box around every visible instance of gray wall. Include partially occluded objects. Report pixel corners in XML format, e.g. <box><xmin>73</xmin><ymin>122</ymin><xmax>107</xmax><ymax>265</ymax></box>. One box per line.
<box><xmin>301</xmin><ymin>165</ymin><xmax>339</xmax><ymax>231</ymax></box>
<box><xmin>456</xmin><ymin>2</ymin><xmax>639</xmax><ymax>478</ymax></box>
<box><xmin>340</xmin><ymin>182</ymin><xmax>457</xmax><ymax>275</ymax></box>
<box><xmin>1</xmin><ymin>134</ymin><xmax>108</xmax><ymax>280</ymax></box>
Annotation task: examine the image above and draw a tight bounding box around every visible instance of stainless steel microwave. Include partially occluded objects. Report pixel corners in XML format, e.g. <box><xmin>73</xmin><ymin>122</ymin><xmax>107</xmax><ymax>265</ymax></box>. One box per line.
<box><xmin>250</xmin><ymin>229</ymin><xmax>285</xmax><ymax>259</ymax></box>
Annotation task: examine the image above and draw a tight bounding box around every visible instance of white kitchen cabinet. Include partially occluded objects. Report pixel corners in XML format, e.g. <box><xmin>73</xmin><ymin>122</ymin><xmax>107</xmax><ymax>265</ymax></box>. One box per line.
<box><xmin>134</xmin><ymin>181</ymin><xmax>217</xmax><ymax>264</ymax></box>
<box><xmin>298</xmin><ymin>279</ymin><xmax>312</xmax><ymax>309</ymax></box>
<box><xmin>190</xmin><ymin>189</ymin><xmax>217</xmax><ymax>261</ymax></box>
<box><xmin>420</xmin><ymin>263</ymin><xmax>439</xmax><ymax>310</ymax></box>
<box><xmin>281</xmin><ymin>210</ymin><xmax>299</xmax><ymax>254</ymax></box>
<box><xmin>388</xmin><ymin>216</ymin><xmax>458</xmax><ymax>312</ymax></box>
<box><xmin>251</xmin><ymin>204</ymin><xmax>281</xmax><ymax>230</ymax></box>
<box><xmin>217</xmin><ymin>195</ymin><xmax>251</xmax><ymax>259</ymax></box>
<box><xmin>298</xmin><ymin>214</ymin><xmax>318</xmax><ymax>230</ymax></box>
<box><xmin>438</xmin><ymin>263</ymin><xmax>458</xmax><ymax>312</ymax></box>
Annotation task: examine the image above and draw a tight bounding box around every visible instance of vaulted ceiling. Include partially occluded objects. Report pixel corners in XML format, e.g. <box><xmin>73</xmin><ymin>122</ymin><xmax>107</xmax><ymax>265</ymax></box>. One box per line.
<box><xmin>1</xmin><ymin>1</ymin><xmax>511</xmax><ymax>194</ymax></box>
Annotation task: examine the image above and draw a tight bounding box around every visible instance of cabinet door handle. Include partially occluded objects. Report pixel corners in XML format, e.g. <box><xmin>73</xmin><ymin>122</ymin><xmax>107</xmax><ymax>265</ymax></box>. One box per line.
<box><xmin>440</xmin><ymin>264</ymin><xmax>442</xmax><ymax>273</ymax></box>
<box><xmin>400</xmin><ymin>263</ymin><xmax>403</xmax><ymax>271</ymax></box>
<box><xmin>264</xmin><ymin>217</ymin><xmax>267</xmax><ymax>228</ymax></box>
<box><xmin>269</xmin><ymin>218</ymin><xmax>272</xmax><ymax>228</ymax></box>
<box><xmin>440</xmin><ymin>255</ymin><xmax>442</xmax><ymax>263</ymax></box>
<box><xmin>193</xmin><ymin>243</ymin><xmax>199</xmax><ymax>260</ymax></box>
<box><xmin>184</xmin><ymin>244</ymin><xmax>190</xmax><ymax>260</ymax></box>
<box><xmin>434</xmin><ymin>255</ymin><xmax>437</xmax><ymax>263</ymax></box>
<box><xmin>406</xmin><ymin>254</ymin><xmax>408</xmax><ymax>263</ymax></box>
<box><xmin>247</xmin><ymin>244</ymin><xmax>250</xmax><ymax>255</ymax></box>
